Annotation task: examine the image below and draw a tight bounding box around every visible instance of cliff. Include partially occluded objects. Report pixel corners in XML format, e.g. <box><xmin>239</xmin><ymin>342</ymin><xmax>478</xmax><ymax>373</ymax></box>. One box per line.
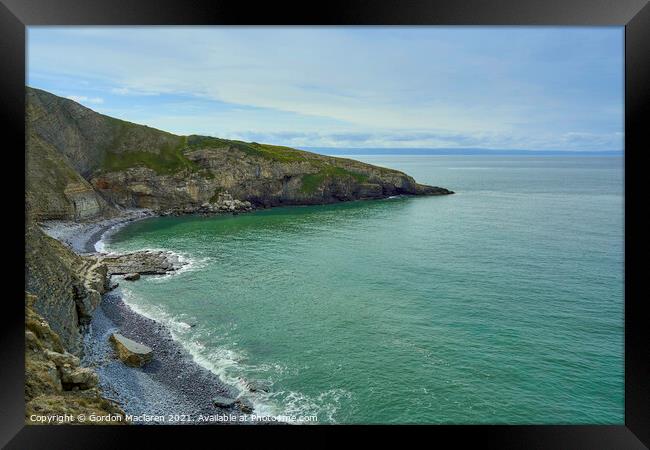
<box><xmin>24</xmin><ymin>86</ymin><xmax>453</xmax><ymax>422</ymax></box>
<box><xmin>25</xmin><ymin>293</ymin><xmax>126</xmax><ymax>424</ymax></box>
<box><xmin>25</xmin><ymin>224</ymin><xmax>108</xmax><ymax>355</ymax></box>
<box><xmin>26</xmin><ymin>87</ymin><xmax>452</xmax><ymax>221</ymax></box>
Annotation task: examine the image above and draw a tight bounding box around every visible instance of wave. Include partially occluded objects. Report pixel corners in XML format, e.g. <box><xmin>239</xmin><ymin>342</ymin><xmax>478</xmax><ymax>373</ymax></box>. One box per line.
<box><xmin>146</xmin><ymin>251</ymin><xmax>212</xmax><ymax>281</ymax></box>
<box><xmin>102</xmin><ymin>241</ymin><xmax>212</xmax><ymax>280</ymax></box>
<box><xmin>95</xmin><ymin>220</ymin><xmax>135</xmax><ymax>253</ymax></box>
<box><xmin>118</xmin><ymin>289</ymin><xmax>278</xmax><ymax>418</ymax></box>
<box><xmin>268</xmin><ymin>388</ymin><xmax>352</xmax><ymax>424</ymax></box>
<box><xmin>119</xmin><ymin>288</ymin><xmax>349</xmax><ymax>423</ymax></box>
<box><xmin>105</xmin><ymin>218</ymin><xmax>347</xmax><ymax>423</ymax></box>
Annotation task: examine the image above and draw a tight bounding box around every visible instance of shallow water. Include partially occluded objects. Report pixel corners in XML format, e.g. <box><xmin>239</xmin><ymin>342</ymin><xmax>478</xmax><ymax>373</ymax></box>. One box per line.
<box><xmin>104</xmin><ymin>156</ymin><xmax>624</xmax><ymax>424</ymax></box>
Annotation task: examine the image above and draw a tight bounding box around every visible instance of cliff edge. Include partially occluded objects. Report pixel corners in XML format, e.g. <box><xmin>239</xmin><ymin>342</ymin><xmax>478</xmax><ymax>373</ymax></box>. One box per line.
<box><xmin>26</xmin><ymin>86</ymin><xmax>452</xmax><ymax>221</ymax></box>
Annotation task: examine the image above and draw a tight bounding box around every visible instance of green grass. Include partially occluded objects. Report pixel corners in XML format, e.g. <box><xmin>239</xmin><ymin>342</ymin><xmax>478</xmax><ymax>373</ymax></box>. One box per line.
<box><xmin>186</xmin><ymin>135</ymin><xmax>308</xmax><ymax>163</ymax></box>
<box><xmin>249</xmin><ymin>142</ymin><xmax>309</xmax><ymax>162</ymax></box>
<box><xmin>102</xmin><ymin>136</ymin><xmax>201</xmax><ymax>175</ymax></box>
<box><xmin>300</xmin><ymin>166</ymin><xmax>369</xmax><ymax>194</ymax></box>
<box><xmin>100</xmin><ymin>130</ymin><xmax>310</xmax><ymax>174</ymax></box>
<box><xmin>99</xmin><ymin>122</ymin><xmax>379</xmax><ymax>184</ymax></box>
<box><xmin>186</xmin><ymin>135</ymin><xmax>374</xmax><ymax>192</ymax></box>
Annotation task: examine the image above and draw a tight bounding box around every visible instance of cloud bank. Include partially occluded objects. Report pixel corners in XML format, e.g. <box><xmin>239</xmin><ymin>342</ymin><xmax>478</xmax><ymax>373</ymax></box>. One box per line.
<box><xmin>28</xmin><ymin>27</ymin><xmax>624</xmax><ymax>151</ymax></box>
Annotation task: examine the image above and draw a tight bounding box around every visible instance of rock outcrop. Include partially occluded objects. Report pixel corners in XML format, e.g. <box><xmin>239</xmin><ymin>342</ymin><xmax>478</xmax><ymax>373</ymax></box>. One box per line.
<box><xmin>25</xmin><ymin>128</ymin><xmax>116</xmax><ymax>222</ymax></box>
<box><xmin>25</xmin><ymin>224</ymin><xmax>109</xmax><ymax>354</ymax></box>
<box><xmin>98</xmin><ymin>250</ymin><xmax>183</xmax><ymax>276</ymax></box>
<box><xmin>26</xmin><ymin>87</ymin><xmax>452</xmax><ymax>222</ymax></box>
<box><xmin>109</xmin><ymin>333</ymin><xmax>153</xmax><ymax>367</ymax></box>
<box><xmin>25</xmin><ymin>293</ymin><xmax>126</xmax><ymax>424</ymax></box>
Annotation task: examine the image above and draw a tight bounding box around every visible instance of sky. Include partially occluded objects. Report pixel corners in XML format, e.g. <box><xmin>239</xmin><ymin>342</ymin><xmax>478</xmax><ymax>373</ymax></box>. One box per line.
<box><xmin>27</xmin><ymin>27</ymin><xmax>623</xmax><ymax>152</ymax></box>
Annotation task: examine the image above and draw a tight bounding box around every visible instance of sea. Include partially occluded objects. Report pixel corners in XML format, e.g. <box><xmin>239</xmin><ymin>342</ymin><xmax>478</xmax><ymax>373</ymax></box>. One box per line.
<box><xmin>101</xmin><ymin>155</ymin><xmax>624</xmax><ymax>424</ymax></box>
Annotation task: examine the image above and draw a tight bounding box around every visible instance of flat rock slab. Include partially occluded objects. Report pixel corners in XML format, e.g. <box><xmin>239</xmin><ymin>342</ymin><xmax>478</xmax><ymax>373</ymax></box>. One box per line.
<box><xmin>110</xmin><ymin>333</ymin><xmax>153</xmax><ymax>367</ymax></box>
<box><xmin>99</xmin><ymin>250</ymin><xmax>183</xmax><ymax>276</ymax></box>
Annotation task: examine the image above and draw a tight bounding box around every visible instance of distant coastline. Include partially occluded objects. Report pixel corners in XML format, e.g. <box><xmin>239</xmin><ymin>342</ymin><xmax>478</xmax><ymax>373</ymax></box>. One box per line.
<box><xmin>304</xmin><ymin>147</ymin><xmax>623</xmax><ymax>157</ymax></box>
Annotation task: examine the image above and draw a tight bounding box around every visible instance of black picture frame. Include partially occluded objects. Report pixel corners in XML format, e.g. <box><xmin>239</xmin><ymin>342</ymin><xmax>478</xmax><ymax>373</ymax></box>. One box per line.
<box><xmin>2</xmin><ymin>0</ymin><xmax>648</xmax><ymax>447</ymax></box>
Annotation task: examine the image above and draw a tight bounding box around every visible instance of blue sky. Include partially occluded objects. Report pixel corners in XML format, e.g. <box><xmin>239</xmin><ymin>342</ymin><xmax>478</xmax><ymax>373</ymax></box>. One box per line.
<box><xmin>27</xmin><ymin>27</ymin><xmax>623</xmax><ymax>151</ymax></box>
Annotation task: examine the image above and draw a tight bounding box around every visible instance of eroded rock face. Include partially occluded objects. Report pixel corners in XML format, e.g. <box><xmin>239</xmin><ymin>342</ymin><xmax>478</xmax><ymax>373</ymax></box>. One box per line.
<box><xmin>90</xmin><ymin>153</ymin><xmax>453</xmax><ymax>214</ymax></box>
<box><xmin>110</xmin><ymin>333</ymin><xmax>153</xmax><ymax>367</ymax></box>
<box><xmin>25</xmin><ymin>131</ymin><xmax>116</xmax><ymax>222</ymax></box>
<box><xmin>26</xmin><ymin>87</ymin><xmax>453</xmax><ymax>223</ymax></box>
<box><xmin>25</xmin><ymin>293</ymin><xmax>126</xmax><ymax>424</ymax></box>
<box><xmin>25</xmin><ymin>225</ymin><xmax>109</xmax><ymax>354</ymax></box>
<box><xmin>63</xmin><ymin>183</ymin><xmax>104</xmax><ymax>220</ymax></box>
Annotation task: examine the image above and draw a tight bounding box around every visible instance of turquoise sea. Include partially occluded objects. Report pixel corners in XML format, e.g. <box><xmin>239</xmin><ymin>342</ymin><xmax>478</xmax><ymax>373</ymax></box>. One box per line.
<box><xmin>104</xmin><ymin>156</ymin><xmax>624</xmax><ymax>424</ymax></box>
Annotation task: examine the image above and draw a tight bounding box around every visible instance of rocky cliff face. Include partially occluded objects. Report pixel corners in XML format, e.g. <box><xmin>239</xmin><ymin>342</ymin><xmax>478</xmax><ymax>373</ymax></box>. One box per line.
<box><xmin>25</xmin><ymin>224</ymin><xmax>108</xmax><ymax>355</ymax></box>
<box><xmin>26</xmin><ymin>87</ymin><xmax>452</xmax><ymax>220</ymax></box>
<box><xmin>91</xmin><ymin>140</ymin><xmax>447</xmax><ymax>210</ymax></box>
<box><xmin>25</xmin><ymin>293</ymin><xmax>126</xmax><ymax>424</ymax></box>
<box><xmin>24</xmin><ymin>225</ymin><xmax>124</xmax><ymax>424</ymax></box>
<box><xmin>25</xmin><ymin>130</ymin><xmax>115</xmax><ymax>221</ymax></box>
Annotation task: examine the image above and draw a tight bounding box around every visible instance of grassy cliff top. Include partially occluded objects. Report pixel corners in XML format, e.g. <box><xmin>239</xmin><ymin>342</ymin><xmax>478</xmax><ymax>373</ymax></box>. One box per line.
<box><xmin>26</xmin><ymin>86</ymin><xmax>403</xmax><ymax>179</ymax></box>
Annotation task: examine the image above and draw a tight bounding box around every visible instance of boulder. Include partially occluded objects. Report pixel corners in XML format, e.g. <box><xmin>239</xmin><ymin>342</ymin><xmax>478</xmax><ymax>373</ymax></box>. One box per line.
<box><xmin>109</xmin><ymin>333</ymin><xmax>153</xmax><ymax>367</ymax></box>
<box><xmin>59</xmin><ymin>366</ymin><xmax>99</xmax><ymax>389</ymax></box>
<box><xmin>124</xmin><ymin>273</ymin><xmax>140</xmax><ymax>281</ymax></box>
<box><xmin>44</xmin><ymin>349</ymin><xmax>80</xmax><ymax>368</ymax></box>
<box><xmin>246</xmin><ymin>380</ymin><xmax>272</xmax><ymax>393</ymax></box>
<box><xmin>235</xmin><ymin>399</ymin><xmax>254</xmax><ymax>413</ymax></box>
<box><xmin>212</xmin><ymin>395</ymin><xmax>236</xmax><ymax>408</ymax></box>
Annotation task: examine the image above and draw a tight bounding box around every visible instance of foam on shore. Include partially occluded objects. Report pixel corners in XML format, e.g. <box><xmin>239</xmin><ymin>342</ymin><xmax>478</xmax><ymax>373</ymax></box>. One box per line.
<box><xmin>80</xmin><ymin>211</ymin><xmax>336</xmax><ymax>424</ymax></box>
<box><xmin>118</xmin><ymin>288</ymin><xmax>280</xmax><ymax>419</ymax></box>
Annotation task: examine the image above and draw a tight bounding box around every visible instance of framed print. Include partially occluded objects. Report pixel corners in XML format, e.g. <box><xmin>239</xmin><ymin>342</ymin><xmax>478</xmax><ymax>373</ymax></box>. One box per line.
<box><xmin>1</xmin><ymin>0</ymin><xmax>648</xmax><ymax>447</ymax></box>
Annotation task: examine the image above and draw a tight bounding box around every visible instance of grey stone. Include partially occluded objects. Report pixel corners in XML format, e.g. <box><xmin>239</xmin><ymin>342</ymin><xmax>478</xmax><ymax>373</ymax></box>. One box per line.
<box><xmin>213</xmin><ymin>395</ymin><xmax>236</xmax><ymax>408</ymax></box>
<box><xmin>110</xmin><ymin>333</ymin><xmax>153</xmax><ymax>367</ymax></box>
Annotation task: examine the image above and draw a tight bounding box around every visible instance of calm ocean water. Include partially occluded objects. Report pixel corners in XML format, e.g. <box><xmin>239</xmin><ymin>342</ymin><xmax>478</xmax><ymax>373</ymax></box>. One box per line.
<box><xmin>105</xmin><ymin>156</ymin><xmax>624</xmax><ymax>424</ymax></box>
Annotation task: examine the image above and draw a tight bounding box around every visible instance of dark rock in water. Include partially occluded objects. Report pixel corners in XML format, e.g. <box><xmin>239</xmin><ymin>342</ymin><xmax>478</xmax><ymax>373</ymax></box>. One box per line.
<box><xmin>235</xmin><ymin>399</ymin><xmax>254</xmax><ymax>413</ymax></box>
<box><xmin>110</xmin><ymin>333</ymin><xmax>153</xmax><ymax>367</ymax></box>
<box><xmin>213</xmin><ymin>395</ymin><xmax>236</xmax><ymax>408</ymax></box>
<box><xmin>247</xmin><ymin>380</ymin><xmax>272</xmax><ymax>393</ymax></box>
<box><xmin>108</xmin><ymin>281</ymin><xmax>120</xmax><ymax>290</ymax></box>
<box><xmin>123</xmin><ymin>273</ymin><xmax>140</xmax><ymax>281</ymax></box>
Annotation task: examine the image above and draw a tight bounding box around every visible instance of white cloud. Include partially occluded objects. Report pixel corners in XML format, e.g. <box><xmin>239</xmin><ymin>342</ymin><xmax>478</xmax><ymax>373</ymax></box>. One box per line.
<box><xmin>66</xmin><ymin>95</ymin><xmax>104</xmax><ymax>104</ymax></box>
<box><xmin>110</xmin><ymin>87</ymin><xmax>159</xmax><ymax>96</ymax></box>
<box><xmin>30</xmin><ymin>27</ymin><xmax>623</xmax><ymax>151</ymax></box>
